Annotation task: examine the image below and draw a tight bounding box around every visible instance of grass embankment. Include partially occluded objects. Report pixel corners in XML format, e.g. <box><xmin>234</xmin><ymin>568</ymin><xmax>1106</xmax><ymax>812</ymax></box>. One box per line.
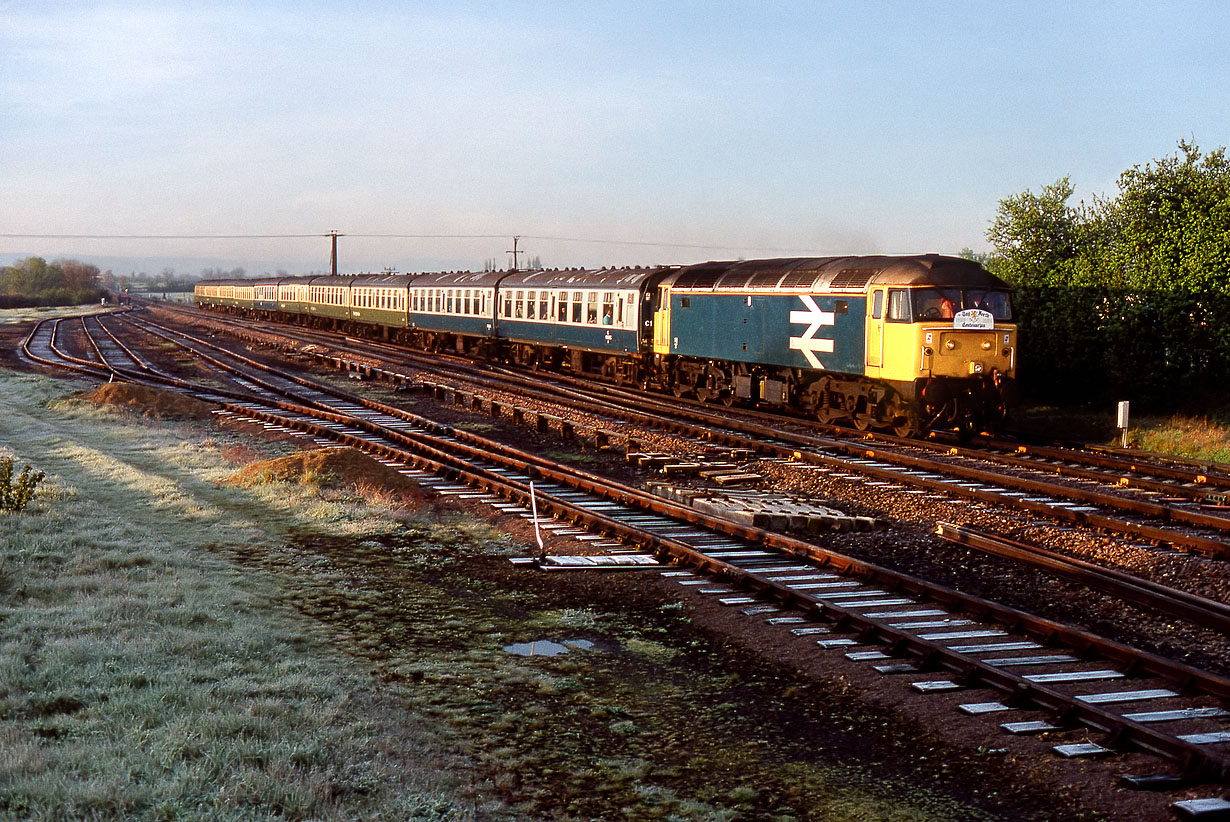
<box><xmin>1012</xmin><ymin>404</ymin><xmax>1230</xmax><ymax>463</ymax></box>
<box><xmin>0</xmin><ymin>371</ymin><xmax>1089</xmax><ymax>821</ymax></box>
<box><xmin>0</xmin><ymin>373</ymin><xmax>472</xmax><ymax>820</ymax></box>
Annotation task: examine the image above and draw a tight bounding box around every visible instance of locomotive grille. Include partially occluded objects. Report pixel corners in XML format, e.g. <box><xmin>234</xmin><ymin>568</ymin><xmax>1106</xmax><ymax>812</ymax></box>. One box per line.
<box><xmin>779</xmin><ymin>270</ymin><xmax>824</xmax><ymax>289</ymax></box>
<box><xmin>828</xmin><ymin>268</ymin><xmax>879</xmax><ymax>289</ymax></box>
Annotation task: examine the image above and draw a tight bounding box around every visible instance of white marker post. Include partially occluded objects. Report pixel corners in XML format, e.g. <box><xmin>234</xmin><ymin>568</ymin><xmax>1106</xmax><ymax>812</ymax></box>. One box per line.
<box><xmin>1117</xmin><ymin>401</ymin><xmax>1130</xmax><ymax>448</ymax></box>
<box><xmin>529</xmin><ymin>480</ymin><xmax>545</xmax><ymax>559</ymax></box>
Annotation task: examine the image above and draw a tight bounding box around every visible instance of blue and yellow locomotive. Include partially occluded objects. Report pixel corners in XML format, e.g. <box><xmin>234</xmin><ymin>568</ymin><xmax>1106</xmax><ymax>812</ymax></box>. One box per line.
<box><xmin>195</xmin><ymin>254</ymin><xmax>1015</xmax><ymax>436</ymax></box>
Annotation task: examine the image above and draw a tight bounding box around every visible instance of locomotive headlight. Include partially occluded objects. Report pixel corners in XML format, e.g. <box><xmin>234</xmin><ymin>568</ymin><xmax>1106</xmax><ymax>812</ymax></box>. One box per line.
<box><xmin>981</xmin><ymin>340</ymin><xmax>992</xmax><ymax>350</ymax></box>
<box><xmin>945</xmin><ymin>340</ymin><xmax>956</xmax><ymax>350</ymax></box>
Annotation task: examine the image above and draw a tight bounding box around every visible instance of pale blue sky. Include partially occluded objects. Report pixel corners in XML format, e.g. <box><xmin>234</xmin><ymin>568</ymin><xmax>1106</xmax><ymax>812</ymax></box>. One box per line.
<box><xmin>2</xmin><ymin>1</ymin><xmax>1227</xmax><ymax>275</ymax></box>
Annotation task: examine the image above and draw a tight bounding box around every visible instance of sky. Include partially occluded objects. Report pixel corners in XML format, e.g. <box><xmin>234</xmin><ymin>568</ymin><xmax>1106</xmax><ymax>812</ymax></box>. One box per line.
<box><xmin>2</xmin><ymin>1</ymin><xmax>1228</xmax><ymax>277</ymax></box>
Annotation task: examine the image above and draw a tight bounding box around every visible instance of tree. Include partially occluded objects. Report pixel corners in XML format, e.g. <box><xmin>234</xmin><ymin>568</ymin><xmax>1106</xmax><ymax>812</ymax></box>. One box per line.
<box><xmin>60</xmin><ymin>260</ymin><xmax>100</xmax><ymax>292</ymax></box>
<box><xmin>0</xmin><ymin>257</ymin><xmax>105</xmax><ymax>307</ymax></box>
<box><xmin>1105</xmin><ymin>140</ymin><xmax>1230</xmax><ymax>294</ymax></box>
<box><xmin>985</xmin><ymin>140</ymin><xmax>1230</xmax><ymax>410</ymax></box>
<box><xmin>985</xmin><ymin>177</ymin><xmax>1084</xmax><ymax>287</ymax></box>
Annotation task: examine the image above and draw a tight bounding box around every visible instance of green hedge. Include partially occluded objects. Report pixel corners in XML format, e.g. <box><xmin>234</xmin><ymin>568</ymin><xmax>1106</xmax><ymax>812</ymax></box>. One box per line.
<box><xmin>1015</xmin><ymin>287</ymin><xmax>1230</xmax><ymax>411</ymax></box>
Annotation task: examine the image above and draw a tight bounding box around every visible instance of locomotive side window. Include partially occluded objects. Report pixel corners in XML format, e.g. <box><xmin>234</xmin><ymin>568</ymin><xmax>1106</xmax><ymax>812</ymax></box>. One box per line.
<box><xmin>887</xmin><ymin>289</ymin><xmax>911</xmax><ymax>322</ymax></box>
<box><xmin>871</xmin><ymin>290</ymin><xmax>884</xmax><ymax>319</ymax></box>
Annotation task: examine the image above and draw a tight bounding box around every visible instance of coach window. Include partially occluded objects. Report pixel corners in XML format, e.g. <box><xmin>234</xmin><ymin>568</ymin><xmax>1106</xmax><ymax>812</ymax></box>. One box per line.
<box><xmin>571</xmin><ymin>292</ymin><xmax>583</xmax><ymax>323</ymax></box>
<box><xmin>444</xmin><ymin>290</ymin><xmax>452</xmax><ymax>313</ymax></box>
<box><xmin>525</xmin><ymin>290</ymin><xmax>536</xmax><ymax>319</ymax></box>
<box><xmin>538</xmin><ymin>292</ymin><xmax>548</xmax><ymax>320</ymax></box>
<box><xmin>514</xmin><ymin>290</ymin><xmax>524</xmax><ymax>319</ymax></box>
<box><xmin>503</xmin><ymin>291</ymin><xmax>513</xmax><ymax>319</ymax></box>
<box><xmin>557</xmin><ymin>293</ymin><xmax>568</xmax><ymax>322</ymax></box>
<box><xmin>586</xmin><ymin>292</ymin><xmax>598</xmax><ymax>324</ymax></box>
<box><xmin>602</xmin><ymin>293</ymin><xmax>615</xmax><ymax>325</ymax></box>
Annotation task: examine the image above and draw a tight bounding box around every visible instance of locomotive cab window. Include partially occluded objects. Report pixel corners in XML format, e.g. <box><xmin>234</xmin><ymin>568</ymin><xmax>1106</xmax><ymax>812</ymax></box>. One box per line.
<box><xmin>887</xmin><ymin>289</ymin><xmax>911</xmax><ymax>322</ymax></box>
<box><xmin>870</xmin><ymin>291</ymin><xmax>883</xmax><ymax>319</ymax></box>
<box><xmin>966</xmin><ymin>289</ymin><xmax>1014</xmax><ymax>321</ymax></box>
<box><xmin>912</xmin><ymin>288</ymin><xmax>960</xmax><ymax>320</ymax></box>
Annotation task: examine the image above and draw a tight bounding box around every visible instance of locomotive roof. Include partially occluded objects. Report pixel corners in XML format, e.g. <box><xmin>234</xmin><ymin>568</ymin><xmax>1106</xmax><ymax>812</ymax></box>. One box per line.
<box><xmin>661</xmin><ymin>255</ymin><xmax>1008</xmax><ymax>292</ymax></box>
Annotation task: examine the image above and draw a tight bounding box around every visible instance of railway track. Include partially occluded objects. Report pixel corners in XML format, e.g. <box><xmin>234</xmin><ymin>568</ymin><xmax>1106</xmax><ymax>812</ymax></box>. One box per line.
<box><xmin>21</xmin><ymin>306</ymin><xmax>1230</xmax><ymax>807</ymax></box>
<box><xmin>153</xmin><ymin>302</ymin><xmax>1230</xmax><ymax>560</ymax></box>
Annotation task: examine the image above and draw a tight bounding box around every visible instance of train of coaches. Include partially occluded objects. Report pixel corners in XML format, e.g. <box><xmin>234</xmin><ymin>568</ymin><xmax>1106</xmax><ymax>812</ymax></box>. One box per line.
<box><xmin>195</xmin><ymin>254</ymin><xmax>1017</xmax><ymax>437</ymax></box>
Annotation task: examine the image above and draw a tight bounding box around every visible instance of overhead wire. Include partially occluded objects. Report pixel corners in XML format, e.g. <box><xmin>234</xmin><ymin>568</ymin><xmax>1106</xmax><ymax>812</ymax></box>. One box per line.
<box><xmin>0</xmin><ymin>231</ymin><xmax>816</xmax><ymax>255</ymax></box>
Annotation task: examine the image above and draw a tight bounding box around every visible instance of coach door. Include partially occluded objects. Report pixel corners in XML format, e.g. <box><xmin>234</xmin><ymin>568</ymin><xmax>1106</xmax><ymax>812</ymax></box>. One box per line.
<box><xmin>865</xmin><ymin>288</ymin><xmax>884</xmax><ymax>371</ymax></box>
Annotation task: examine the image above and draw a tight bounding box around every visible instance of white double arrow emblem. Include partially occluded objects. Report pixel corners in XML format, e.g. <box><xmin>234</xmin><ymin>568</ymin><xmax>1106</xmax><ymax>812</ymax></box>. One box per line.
<box><xmin>788</xmin><ymin>295</ymin><xmax>835</xmax><ymax>369</ymax></box>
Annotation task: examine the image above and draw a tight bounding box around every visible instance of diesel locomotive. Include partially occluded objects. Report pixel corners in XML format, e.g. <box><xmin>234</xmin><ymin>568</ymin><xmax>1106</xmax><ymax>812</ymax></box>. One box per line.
<box><xmin>195</xmin><ymin>254</ymin><xmax>1016</xmax><ymax>436</ymax></box>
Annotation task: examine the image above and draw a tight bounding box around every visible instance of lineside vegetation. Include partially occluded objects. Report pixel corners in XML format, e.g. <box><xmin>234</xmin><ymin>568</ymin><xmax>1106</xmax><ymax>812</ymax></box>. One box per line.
<box><xmin>0</xmin><ymin>458</ymin><xmax>43</xmax><ymax>512</ymax></box>
<box><xmin>981</xmin><ymin>139</ymin><xmax>1230</xmax><ymax>412</ymax></box>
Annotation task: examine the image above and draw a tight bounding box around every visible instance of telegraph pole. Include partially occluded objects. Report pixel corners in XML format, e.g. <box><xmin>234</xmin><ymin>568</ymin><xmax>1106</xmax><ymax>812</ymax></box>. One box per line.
<box><xmin>327</xmin><ymin>230</ymin><xmax>343</xmax><ymax>276</ymax></box>
<box><xmin>506</xmin><ymin>235</ymin><xmax>522</xmax><ymax>272</ymax></box>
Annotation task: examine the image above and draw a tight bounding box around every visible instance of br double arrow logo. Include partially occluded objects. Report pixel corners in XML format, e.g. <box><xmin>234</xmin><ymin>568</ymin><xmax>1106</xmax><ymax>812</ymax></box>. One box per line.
<box><xmin>788</xmin><ymin>295</ymin><xmax>835</xmax><ymax>369</ymax></box>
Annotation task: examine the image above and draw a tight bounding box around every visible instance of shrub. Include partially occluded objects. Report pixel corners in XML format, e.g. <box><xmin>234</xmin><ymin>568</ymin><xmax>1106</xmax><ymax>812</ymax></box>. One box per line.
<box><xmin>0</xmin><ymin>457</ymin><xmax>45</xmax><ymax>512</ymax></box>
